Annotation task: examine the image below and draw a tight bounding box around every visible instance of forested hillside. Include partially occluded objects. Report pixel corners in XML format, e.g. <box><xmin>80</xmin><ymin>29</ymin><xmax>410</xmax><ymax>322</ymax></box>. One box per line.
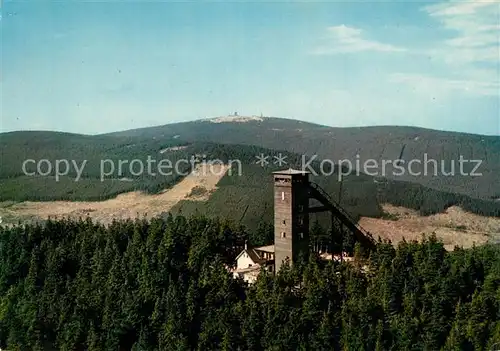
<box><xmin>1</xmin><ymin>216</ymin><xmax>499</xmax><ymax>350</ymax></box>
<box><xmin>0</xmin><ymin>131</ymin><xmax>192</xmax><ymax>201</ymax></box>
<box><xmin>1</xmin><ymin>132</ymin><xmax>499</xmax><ymax>232</ymax></box>
<box><xmin>105</xmin><ymin>117</ymin><xmax>500</xmax><ymax>200</ymax></box>
<box><xmin>170</xmin><ymin>162</ymin><xmax>500</xmax><ymax>234</ymax></box>
<box><xmin>5</xmin><ymin>117</ymin><xmax>497</xmax><ymax>203</ymax></box>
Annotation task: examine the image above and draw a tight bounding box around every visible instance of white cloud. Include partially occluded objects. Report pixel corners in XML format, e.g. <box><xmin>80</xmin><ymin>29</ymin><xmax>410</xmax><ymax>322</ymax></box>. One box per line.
<box><xmin>390</xmin><ymin>73</ymin><xmax>499</xmax><ymax>97</ymax></box>
<box><xmin>312</xmin><ymin>24</ymin><xmax>405</xmax><ymax>54</ymax></box>
<box><xmin>422</xmin><ymin>0</ymin><xmax>499</xmax><ymax>65</ymax></box>
<box><xmin>446</xmin><ymin>31</ymin><xmax>498</xmax><ymax>48</ymax></box>
<box><xmin>424</xmin><ymin>1</ymin><xmax>492</xmax><ymax>17</ymax></box>
<box><xmin>392</xmin><ymin>0</ymin><xmax>500</xmax><ymax>97</ymax></box>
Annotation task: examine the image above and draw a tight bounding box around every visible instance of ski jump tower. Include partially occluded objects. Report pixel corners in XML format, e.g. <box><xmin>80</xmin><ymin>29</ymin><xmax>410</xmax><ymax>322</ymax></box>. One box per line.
<box><xmin>273</xmin><ymin>169</ymin><xmax>376</xmax><ymax>272</ymax></box>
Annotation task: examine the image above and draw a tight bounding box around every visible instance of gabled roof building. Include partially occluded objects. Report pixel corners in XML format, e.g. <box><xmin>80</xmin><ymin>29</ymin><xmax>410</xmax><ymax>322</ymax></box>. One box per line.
<box><xmin>229</xmin><ymin>243</ymin><xmax>275</xmax><ymax>283</ymax></box>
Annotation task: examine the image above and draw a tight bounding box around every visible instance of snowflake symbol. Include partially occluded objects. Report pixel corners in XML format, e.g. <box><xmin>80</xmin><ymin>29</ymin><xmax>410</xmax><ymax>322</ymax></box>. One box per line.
<box><xmin>273</xmin><ymin>153</ymin><xmax>287</xmax><ymax>167</ymax></box>
<box><xmin>255</xmin><ymin>153</ymin><xmax>270</xmax><ymax>167</ymax></box>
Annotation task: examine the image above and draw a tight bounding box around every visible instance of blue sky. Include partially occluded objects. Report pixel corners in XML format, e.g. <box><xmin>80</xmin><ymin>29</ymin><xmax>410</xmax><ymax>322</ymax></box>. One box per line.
<box><xmin>1</xmin><ymin>0</ymin><xmax>499</xmax><ymax>135</ymax></box>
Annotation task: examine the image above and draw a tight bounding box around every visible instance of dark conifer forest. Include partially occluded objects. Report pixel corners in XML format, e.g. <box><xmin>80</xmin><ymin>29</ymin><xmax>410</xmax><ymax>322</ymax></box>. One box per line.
<box><xmin>1</xmin><ymin>215</ymin><xmax>499</xmax><ymax>350</ymax></box>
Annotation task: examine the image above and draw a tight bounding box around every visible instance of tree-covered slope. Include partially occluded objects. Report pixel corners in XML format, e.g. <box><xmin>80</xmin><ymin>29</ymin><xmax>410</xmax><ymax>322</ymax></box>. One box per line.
<box><xmin>170</xmin><ymin>162</ymin><xmax>500</xmax><ymax>234</ymax></box>
<box><xmin>1</xmin><ymin>133</ymin><xmax>499</xmax><ymax>229</ymax></box>
<box><xmin>0</xmin><ymin>131</ymin><xmax>193</xmax><ymax>201</ymax></box>
<box><xmin>105</xmin><ymin>117</ymin><xmax>500</xmax><ymax>200</ymax></box>
<box><xmin>1</xmin><ymin>216</ymin><xmax>499</xmax><ymax>350</ymax></box>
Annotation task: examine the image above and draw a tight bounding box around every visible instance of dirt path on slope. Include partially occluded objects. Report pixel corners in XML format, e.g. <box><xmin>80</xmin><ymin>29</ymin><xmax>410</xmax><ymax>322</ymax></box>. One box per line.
<box><xmin>3</xmin><ymin>164</ymin><xmax>230</xmax><ymax>226</ymax></box>
<box><xmin>359</xmin><ymin>204</ymin><xmax>500</xmax><ymax>250</ymax></box>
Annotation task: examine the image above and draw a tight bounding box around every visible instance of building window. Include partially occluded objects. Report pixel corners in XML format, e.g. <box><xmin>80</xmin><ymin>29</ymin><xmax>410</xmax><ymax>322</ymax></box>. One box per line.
<box><xmin>282</xmin><ymin>220</ymin><xmax>286</xmax><ymax>225</ymax></box>
<box><xmin>281</xmin><ymin>232</ymin><xmax>286</xmax><ymax>238</ymax></box>
<box><xmin>299</xmin><ymin>232</ymin><xmax>304</xmax><ymax>239</ymax></box>
<box><xmin>281</xmin><ymin>192</ymin><xmax>285</xmax><ymax>201</ymax></box>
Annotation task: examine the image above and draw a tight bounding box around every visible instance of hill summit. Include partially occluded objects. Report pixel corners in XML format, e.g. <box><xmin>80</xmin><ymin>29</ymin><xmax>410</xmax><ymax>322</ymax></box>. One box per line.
<box><xmin>105</xmin><ymin>116</ymin><xmax>500</xmax><ymax>200</ymax></box>
<box><xmin>208</xmin><ymin>115</ymin><xmax>265</xmax><ymax>123</ymax></box>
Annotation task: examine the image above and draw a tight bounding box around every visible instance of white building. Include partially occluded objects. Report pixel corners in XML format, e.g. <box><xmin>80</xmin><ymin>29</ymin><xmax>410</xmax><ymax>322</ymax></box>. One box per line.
<box><xmin>229</xmin><ymin>244</ymin><xmax>275</xmax><ymax>283</ymax></box>
<box><xmin>228</xmin><ymin>243</ymin><xmax>355</xmax><ymax>284</ymax></box>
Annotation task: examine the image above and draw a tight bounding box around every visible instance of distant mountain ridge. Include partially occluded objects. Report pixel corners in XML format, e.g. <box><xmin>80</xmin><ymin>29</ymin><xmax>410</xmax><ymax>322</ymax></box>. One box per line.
<box><xmin>106</xmin><ymin>116</ymin><xmax>497</xmax><ymax>138</ymax></box>
<box><xmin>1</xmin><ymin>119</ymin><xmax>499</xmax><ymax>230</ymax></box>
<box><xmin>103</xmin><ymin>116</ymin><xmax>500</xmax><ymax>200</ymax></box>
